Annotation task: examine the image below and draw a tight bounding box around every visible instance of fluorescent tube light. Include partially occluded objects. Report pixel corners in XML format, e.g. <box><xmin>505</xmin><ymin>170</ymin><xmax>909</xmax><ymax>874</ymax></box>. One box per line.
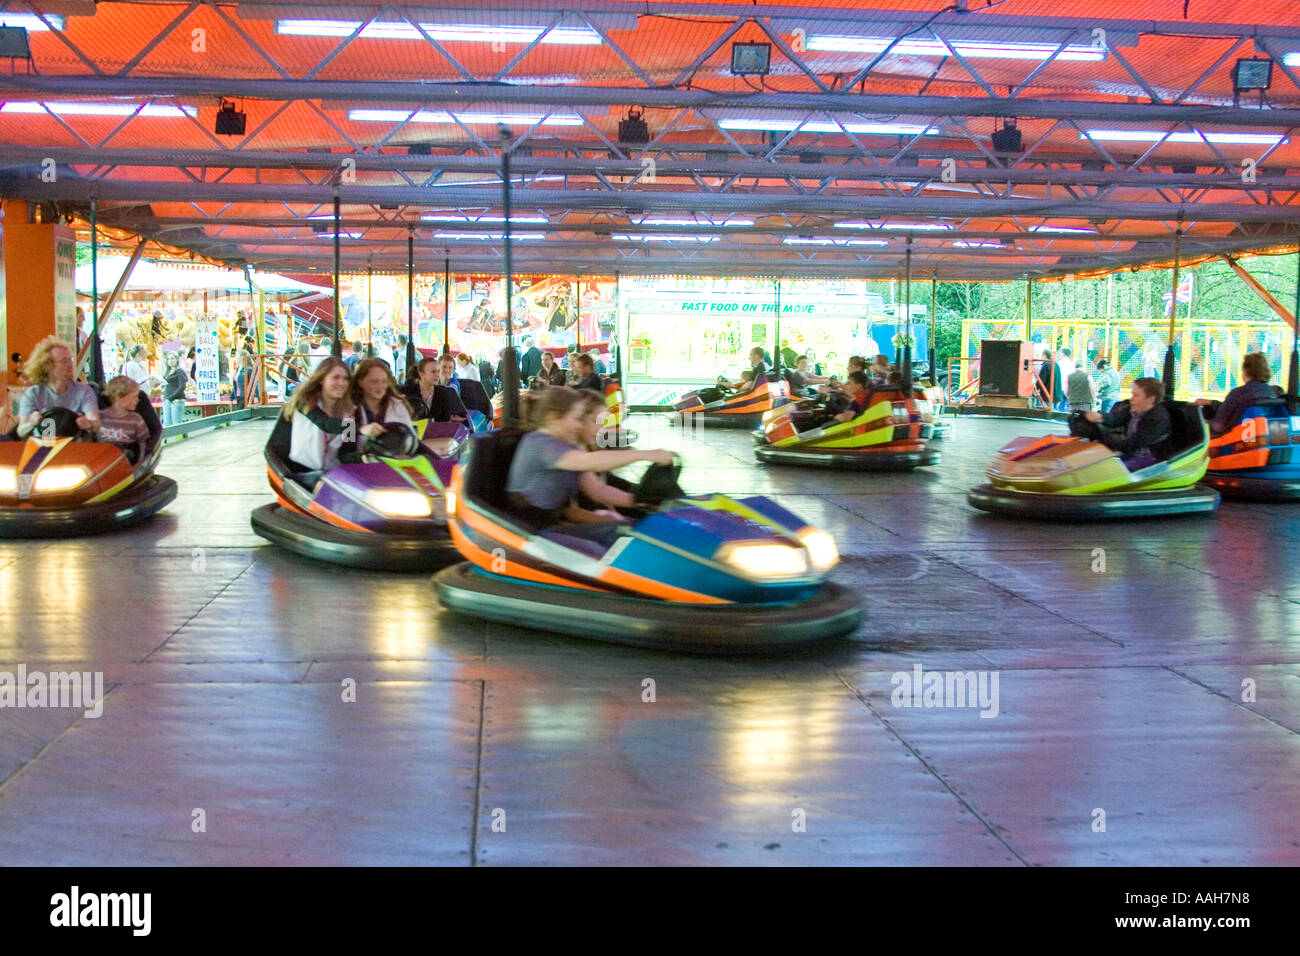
<box><xmin>422</xmin><ymin>215</ymin><xmax>550</xmax><ymax>223</ymax></box>
<box><xmin>1</xmin><ymin>102</ymin><xmax>197</xmax><ymax>117</ymax></box>
<box><xmin>836</xmin><ymin>221</ymin><xmax>951</xmax><ymax>230</ymax></box>
<box><xmin>433</xmin><ymin>232</ymin><xmax>545</xmax><ymax>241</ymax></box>
<box><xmin>806</xmin><ymin>36</ymin><xmax>1103</xmax><ymax>61</ymax></box>
<box><xmin>637</xmin><ymin>218</ymin><xmax>754</xmax><ymax>227</ymax></box>
<box><xmin>719</xmin><ymin>118</ymin><xmax>935</xmax><ymax>136</ymax></box>
<box><xmin>0</xmin><ymin>13</ymin><xmax>63</xmax><ymax>30</ymax></box>
<box><xmin>277</xmin><ymin>20</ymin><xmax>601</xmax><ymax>45</ymax></box>
<box><xmin>349</xmin><ymin>109</ymin><xmax>583</xmax><ymax>126</ymax></box>
<box><xmin>612</xmin><ymin>234</ymin><xmax>719</xmax><ymax>242</ymax></box>
<box><xmin>783</xmin><ymin>237</ymin><xmax>889</xmax><ymax>246</ymax></box>
<box><xmin>1080</xmin><ymin>129</ymin><xmax>1286</xmax><ymax>146</ymax></box>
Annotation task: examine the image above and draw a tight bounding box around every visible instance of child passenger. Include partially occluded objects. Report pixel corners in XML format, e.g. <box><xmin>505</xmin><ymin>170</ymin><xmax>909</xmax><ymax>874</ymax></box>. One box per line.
<box><xmin>98</xmin><ymin>376</ymin><xmax>152</xmax><ymax>464</ymax></box>
<box><xmin>505</xmin><ymin>388</ymin><xmax>674</xmax><ymax>548</ymax></box>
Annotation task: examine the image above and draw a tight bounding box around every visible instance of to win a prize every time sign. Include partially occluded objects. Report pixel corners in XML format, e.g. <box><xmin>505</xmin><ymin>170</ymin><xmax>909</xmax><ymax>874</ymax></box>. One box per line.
<box><xmin>194</xmin><ymin>319</ymin><xmax>220</xmax><ymax>403</ymax></box>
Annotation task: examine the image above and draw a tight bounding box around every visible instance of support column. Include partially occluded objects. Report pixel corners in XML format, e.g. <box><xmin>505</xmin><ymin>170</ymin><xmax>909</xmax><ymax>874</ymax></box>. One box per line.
<box><xmin>2</xmin><ymin>200</ymin><xmax>74</xmax><ymax>388</ymax></box>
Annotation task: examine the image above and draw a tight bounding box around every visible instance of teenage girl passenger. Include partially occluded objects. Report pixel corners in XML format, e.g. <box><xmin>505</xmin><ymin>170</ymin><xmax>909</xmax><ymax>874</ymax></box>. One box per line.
<box><xmin>351</xmin><ymin>358</ymin><xmax>414</xmax><ymax>429</ymax></box>
<box><xmin>506</xmin><ymin>388</ymin><xmax>673</xmax><ymax>548</ymax></box>
<box><xmin>267</xmin><ymin>357</ymin><xmax>384</xmax><ymax>482</ymax></box>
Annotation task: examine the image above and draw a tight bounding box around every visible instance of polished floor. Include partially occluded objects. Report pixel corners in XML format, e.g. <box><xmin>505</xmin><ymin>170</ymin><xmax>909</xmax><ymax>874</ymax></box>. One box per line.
<box><xmin>1</xmin><ymin>412</ymin><xmax>1298</xmax><ymax>866</ymax></box>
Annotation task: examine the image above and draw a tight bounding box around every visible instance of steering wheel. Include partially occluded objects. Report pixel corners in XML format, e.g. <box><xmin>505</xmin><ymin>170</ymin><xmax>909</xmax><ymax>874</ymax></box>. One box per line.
<box><xmin>32</xmin><ymin>407</ymin><xmax>93</xmax><ymax>441</ymax></box>
<box><xmin>1068</xmin><ymin>411</ymin><xmax>1098</xmax><ymax>440</ymax></box>
<box><xmin>635</xmin><ymin>456</ymin><xmax>684</xmax><ymax>506</ymax></box>
<box><xmin>362</xmin><ymin>422</ymin><xmax>422</xmax><ymax>459</ymax></box>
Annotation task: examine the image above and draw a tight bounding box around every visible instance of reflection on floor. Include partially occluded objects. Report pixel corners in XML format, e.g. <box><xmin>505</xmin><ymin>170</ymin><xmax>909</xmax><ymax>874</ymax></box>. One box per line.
<box><xmin>0</xmin><ymin>412</ymin><xmax>1297</xmax><ymax>865</ymax></box>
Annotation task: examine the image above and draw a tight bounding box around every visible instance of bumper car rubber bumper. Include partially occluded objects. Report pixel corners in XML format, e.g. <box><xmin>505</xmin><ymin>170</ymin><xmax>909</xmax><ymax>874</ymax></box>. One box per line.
<box><xmin>668</xmin><ymin>411</ymin><xmax>766</xmax><ymax>429</ymax></box>
<box><xmin>756</xmin><ymin>445</ymin><xmax>941</xmax><ymax>470</ymax></box>
<box><xmin>1200</xmin><ymin>471</ymin><xmax>1300</xmax><ymax>502</ymax></box>
<box><xmin>432</xmin><ymin>562</ymin><xmax>862</xmax><ymax>654</ymax></box>
<box><xmin>967</xmin><ymin>482</ymin><xmax>1220</xmax><ymax>519</ymax></box>
<box><xmin>0</xmin><ymin>474</ymin><xmax>178</xmax><ymax>539</ymax></box>
<box><xmin>251</xmin><ymin>502</ymin><xmax>459</xmax><ymax>571</ymax></box>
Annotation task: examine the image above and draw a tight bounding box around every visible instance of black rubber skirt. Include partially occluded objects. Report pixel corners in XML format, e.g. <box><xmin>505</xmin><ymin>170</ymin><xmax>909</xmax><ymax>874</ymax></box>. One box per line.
<box><xmin>756</xmin><ymin>445</ymin><xmax>941</xmax><ymax>470</ymax></box>
<box><xmin>432</xmin><ymin>562</ymin><xmax>862</xmax><ymax>655</ymax></box>
<box><xmin>0</xmin><ymin>474</ymin><xmax>177</xmax><ymax>539</ymax></box>
<box><xmin>1201</xmin><ymin>471</ymin><xmax>1300</xmax><ymax>502</ymax></box>
<box><xmin>668</xmin><ymin>411</ymin><xmax>766</xmax><ymax>429</ymax></box>
<box><xmin>251</xmin><ymin>503</ymin><xmax>458</xmax><ymax>572</ymax></box>
<box><xmin>967</xmin><ymin>482</ymin><xmax>1221</xmax><ymax>519</ymax></box>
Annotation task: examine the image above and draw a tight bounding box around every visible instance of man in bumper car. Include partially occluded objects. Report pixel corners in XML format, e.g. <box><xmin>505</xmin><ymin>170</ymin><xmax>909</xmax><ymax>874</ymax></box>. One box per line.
<box><xmin>13</xmin><ymin>336</ymin><xmax>100</xmax><ymax>438</ymax></box>
<box><xmin>1082</xmin><ymin>376</ymin><xmax>1171</xmax><ymax>471</ymax></box>
<box><xmin>1195</xmin><ymin>352</ymin><xmax>1280</xmax><ymax>437</ymax></box>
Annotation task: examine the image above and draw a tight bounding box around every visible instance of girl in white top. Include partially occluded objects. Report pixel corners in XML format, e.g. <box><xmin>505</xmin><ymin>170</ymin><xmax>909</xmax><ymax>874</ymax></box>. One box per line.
<box><xmin>268</xmin><ymin>357</ymin><xmax>381</xmax><ymax>474</ymax></box>
<box><xmin>454</xmin><ymin>352</ymin><xmax>481</xmax><ymax>382</ymax></box>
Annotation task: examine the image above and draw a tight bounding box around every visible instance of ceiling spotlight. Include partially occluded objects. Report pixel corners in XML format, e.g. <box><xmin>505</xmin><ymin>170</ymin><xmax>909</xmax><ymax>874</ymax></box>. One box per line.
<box><xmin>1233</xmin><ymin>57</ymin><xmax>1272</xmax><ymax>107</ymax></box>
<box><xmin>731</xmin><ymin>41</ymin><xmax>771</xmax><ymax>76</ymax></box>
<box><xmin>214</xmin><ymin>98</ymin><xmax>247</xmax><ymax>136</ymax></box>
<box><xmin>990</xmin><ymin>117</ymin><xmax>1022</xmax><ymax>153</ymax></box>
<box><xmin>618</xmin><ymin>107</ymin><xmax>651</xmax><ymax>147</ymax></box>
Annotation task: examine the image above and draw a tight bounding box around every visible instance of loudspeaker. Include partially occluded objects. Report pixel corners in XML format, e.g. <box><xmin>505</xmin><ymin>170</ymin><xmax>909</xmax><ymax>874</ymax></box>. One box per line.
<box><xmin>979</xmin><ymin>339</ymin><xmax>1025</xmax><ymax>396</ymax></box>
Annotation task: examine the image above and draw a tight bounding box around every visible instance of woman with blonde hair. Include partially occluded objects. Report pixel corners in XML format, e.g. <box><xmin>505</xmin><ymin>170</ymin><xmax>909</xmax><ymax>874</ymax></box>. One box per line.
<box><xmin>16</xmin><ymin>335</ymin><xmax>101</xmax><ymax>437</ymax></box>
<box><xmin>266</xmin><ymin>357</ymin><xmax>380</xmax><ymax>480</ymax></box>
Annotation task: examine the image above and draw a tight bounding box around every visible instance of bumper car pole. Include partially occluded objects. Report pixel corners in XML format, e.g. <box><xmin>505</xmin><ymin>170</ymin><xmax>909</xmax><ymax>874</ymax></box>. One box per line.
<box><xmin>332</xmin><ymin>185</ymin><xmax>342</xmax><ymax>359</ymax></box>
<box><xmin>443</xmin><ymin>252</ymin><xmax>451</xmax><ymax>356</ymax></box>
<box><xmin>773</xmin><ymin>278</ymin><xmax>781</xmax><ymax>385</ymax></box>
<box><xmin>1162</xmin><ymin>221</ymin><xmax>1183</xmax><ymax>399</ymax></box>
<box><xmin>1288</xmin><ymin>249</ymin><xmax>1299</xmax><ymax>415</ymax></box>
<box><xmin>406</xmin><ymin>230</ymin><xmax>416</xmax><ymax>376</ymax></box>
<box><xmin>902</xmin><ymin>238</ymin><xmax>913</xmax><ymax>393</ymax></box>
<box><xmin>89</xmin><ymin>197</ymin><xmax>104</xmax><ymax>386</ymax></box>
<box><xmin>499</xmin><ymin>125</ymin><xmax>522</xmax><ymax>428</ymax></box>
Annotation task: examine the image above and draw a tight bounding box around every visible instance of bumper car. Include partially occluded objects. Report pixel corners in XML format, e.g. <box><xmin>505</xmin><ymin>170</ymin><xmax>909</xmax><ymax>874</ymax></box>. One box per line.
<box><xmin>0</xmin><ymin>399</ymin><xmax>176</xmax><ymax>538</ymax></box>
<box><xmin>596</xmin><ymin>379</ymin><xmax>637</xmax><ymax>448</ymax></box>
<box><xmin>967</xmin><ymin>402</ymin><xmax>1220</xmax><ymax>519</ymax></box>
<box><xmin>755</xmin><ymin>386</ymin><xmax>941</xmax><ymax>470</ymax></box>
<box><xmin>671</xmin><ymin>379</ymin><xmax>789</xmax><ymax>429</ymax></box>
<box><xmin>923</xmin><ymin>385</ymin><xmax>953</xmax><ymax>439</ymax></box>
<box><xmin>251</xmin><ymin>421</ymin><xmax>466</xmax><ymax>571</ymax></box>
<box><xmin>1201</xmin><ymin>397</ymin><xmax>1300</xmax><ymax>500</ymax></box>
<box><xmin>432</xmin><ymin>430</ymin><xmax>862</xmax><ymax>654</ymax></box>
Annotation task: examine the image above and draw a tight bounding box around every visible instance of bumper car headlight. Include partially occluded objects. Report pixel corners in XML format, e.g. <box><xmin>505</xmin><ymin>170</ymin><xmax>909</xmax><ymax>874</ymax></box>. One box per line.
<box><xmin>718</xmin><ymin>542</ymin><xmax>809</xmax><ymax>579</ymax></box>
<box><xmin>796</xmin><ymin>529</ymin><xmax>839</xmax><ymax>571</ymax></box>
<box><xmin>0</xmin><ymin>467</ymin><xmax>15</xmax><ymax>493</ymax></box>
<box><xmin>33</xmin><ymin>465</ymin><xmax>91</xmax><ymax>492</ymax></box>
<box><xmin>444</xmin><ymin>489</ymin><xmax>457</xmax><ymax>516</ymax></box>
<box><xmin>366</xmin><ymin>489</ymin><xmax>433</xmax><ymax>518</ymax></box>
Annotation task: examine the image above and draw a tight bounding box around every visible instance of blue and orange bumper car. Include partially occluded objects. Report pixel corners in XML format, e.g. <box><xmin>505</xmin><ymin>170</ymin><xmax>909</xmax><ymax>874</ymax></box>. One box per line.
<box><xmin>251</xmin><ymin>421</ymin><xmax>466</xmax><ymax>570</ymax></box>
<box><xmin>671</xmin><ymin>379</ymin><xmax>789</xmax><ymax>429</ymax></box>
<box><xmin>1201</xmin><ymin>397</ymin><xmax>1300</xmax><ymax>500</ymax></box>
<box><xmin>755</xmin><ymin>386</ymin><xmax>940</xmax><ymax>470</ymax></box>
<box><xmin>968</xmin><ymin>402</ymin><xmax>1220</xmax><ymax>519</ymax></box>
<box><xmin>432</xmin><ymin>430</ymin><xmax>861</xmax><ymax>653</ymax></box>
<box><xmin>0</xmin><ymin>399</ymin><xmax>175</xmax><ymax>538</ymax></box>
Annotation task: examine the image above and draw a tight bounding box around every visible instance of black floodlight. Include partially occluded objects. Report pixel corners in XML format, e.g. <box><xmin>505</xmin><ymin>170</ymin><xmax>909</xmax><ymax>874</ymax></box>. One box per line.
<box><xmin>1234</xmin><ymin>57</ymin><xmax>1273</xmax><ymax>92</ymax></box>
<box><xmin>0</xmin><ymin>26</ymin><xmax>31</xmax><ymax>59</ymax></box>
<box><xmin>990</xmin><ymin>117</ymin><xmax>1022</xmax><ymax>153</ymax></box>
<box><xmin>214</xmin><ymin>98</ymin><xmax>247</xmax><ymax>136</ymax></box>
<box><xmin>618</xmin><ymin>107</ymin><xmax>650</xmax><ymax>146</ymax></box>
<box><xmin>731</xmin><ymin>41</ymin><xmax>772</xmax><ymax>76</ymax></box>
